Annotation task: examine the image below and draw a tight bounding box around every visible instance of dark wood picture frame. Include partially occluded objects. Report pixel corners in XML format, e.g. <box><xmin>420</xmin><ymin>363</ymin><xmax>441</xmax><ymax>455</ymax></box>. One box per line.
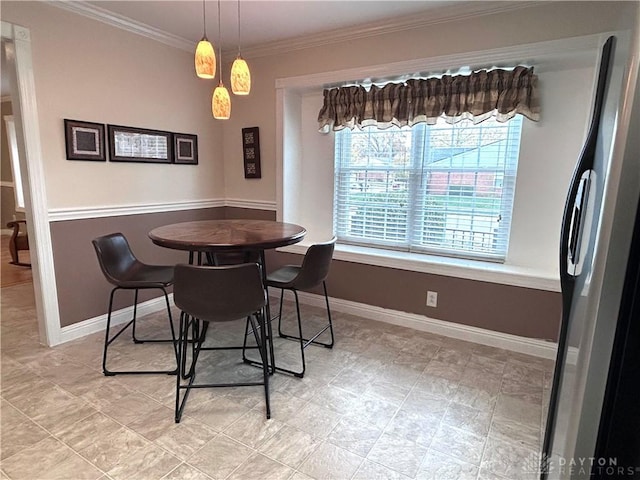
<box><xmin>64</xmin><ymin>119</ymin><xmax>106</xmax><ymax>161</ymax></box>
<box><xmin>173</xmin><ymin>133</ymin><xmax>198</xmax><ymax>165</ymax></box>
<box><xmin>107</xmin><ymin>124</ymin><xmax>173</xmax><ymax>164</ymax></box>
<box><xmin>242</xmin><ymin>126</ymin><xmax>261</xmax><ymax>179</ymax></box>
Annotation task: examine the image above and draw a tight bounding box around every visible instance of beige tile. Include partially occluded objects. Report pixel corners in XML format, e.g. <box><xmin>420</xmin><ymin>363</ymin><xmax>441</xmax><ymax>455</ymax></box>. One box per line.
<box><xmin>430</xmin><ymin>424</ymin><xmax>486</xmax><ymax>466</ymax></box>
<box><xmin>75</xmin><ymin>425</ymin><xmax>149</xmax><ymax>472</ymax></box>
<box><xmin>1</xmin><ymin>436</ymin><xmax>103</xmax><ymax>480</ymax></box>
<box><xmin>422</xmin><ymin>360</ymin><xmax>467</xmax><ymax>381</ymax></box>
<box><xmin>353</xmin><ymin>460</ymin><xmax>413</xmax><ymax>480</ymax></box>
<box><xmin>227</xmin><ymin>453</ymin><xmax>294</xmax><ymax>480</ymax></box>
<box><xmin>366</xmin><ymin>432</ymin><xmax>428</xmax><ymax>478</ymax></box>
<box><xmin>363</xmin><ymin>379</ymin><xmax>411</xmax><ymax>405</ymax></box>
<box><xmin>161</xmin><ymin>463</ymin><xmax>212</xmax><ymax>480</ymax></box>
<box><xmin>308</xmin><ymin>384</ymin><xmax>361</xmax><ymax>414</ymax></box>
<box><xmin>433</xmin><ymin>347</ymin><xmax>471</xmax><ymax>367</ymax></box>
<box><xmin>494</xmin><ymin>393</ymin><xmax>542</xmax><ymax>428</ymax></box>
<box><xmin>56</xmin><ymin>411</ymin><xmax>123</xmax><ymax>452</ymax></box>
<box><xmin>254</xmin><ymin>390</ymin><xmax>309</xmax><ymax>421</ymax></box>
<box><xmin>187</xmin><ymin>435</ymin><xmax>253</xmax><ymax>479</ymax></box>
<box><xmin>15</xmin><ymin>385</ymin><xmax>97</xmax><ymax>436</ymax></box>
<box><xmin>0</xmin><ymin>400</ymin><xmax>50</xmax><ymax>460</ymax></box>
<box><xmin>416</xmin><ymin>450</ymin><xmax>479</xmax><ymax>480</ymax></box>
<box><xmin>344</xmin><ymin>393</ymin><xmax>399</xmax><ymax>430</ymax></box>
<box><xmin>258</xmin><ymin>425</ymin><xmax>322</xmax><ymax>468</ymax></box>
<box><xmin>413</xmin><ymin>373</ymin><xmax>460</xmax><ymax>398</ymax></box>
<box><xmin>154</xmin><ymin>417</ymin><xmax>218</xmax><ymax>461</ymax></box>
<box><xmin>100</xmin><ymin>391</ymin><xmax>164</xmax><ymax>425</ymax></box>
<box><xmin>402</xmin><ymin>389</ymin><xmax>450</xmax><ymax>418</ymax></box>
<box><xmin>383</xmin><ymin>409</ymin><xmax>441</xmax><ymax>447</ymax></box>
<box><xmin>452</xmin><ymin>384</ymin><xmax>498</xmax><ymax>411</ymax></box>
<box><xmin>442</xmin><ymin>402</ymin><xmax>493</xmax><ymax>437</ymax></box>
<box><xmin>468</xmin><ymin>353</ymin><xmax>507</xmax><ymax>375</ymax></box>
<box><xmin>489</xmin><ymin>416</ymin><xmax>541</xmax><ymax>449</ymax></box>
<box><xmin>500</xmin><ymin>377</ymin><xmax>544</xmax><ymax>404</ymax></box>
<box><xmin>480</xmin><ymin>436</ymin><xmax>540</xmax><ymax>479</ymax></box>
<box><xmin>106</xmin><ymin>442</ymin><xmax>181</xmax><ymax>480</ymax></box>
<box><xmin>223</xmin><ymin>409</ymin><xmax>284</xmax><ymax>448</ymax></box>
<box><xmin>286</xmin><ymin>401</ymin><xmax>343</xmax><ymax>438</ymax></box>
<box><xmin>128</xmin><ymin>403</ymin><xmax>177</xmax><ymax>441</ymax></box>
<box><xmin>327</xmin><ymin>417</ymin><xmax>382</xmax><ymax>457</ymax></box>
<box><xmin>299</xmin><ymin>441</ymin><xmax>363</xmax><ymax>480</ymax></box>
<box><xmin>184</xmin><ymin>396</ymin><xmax>250</xmax><ymax>431</ymax></box>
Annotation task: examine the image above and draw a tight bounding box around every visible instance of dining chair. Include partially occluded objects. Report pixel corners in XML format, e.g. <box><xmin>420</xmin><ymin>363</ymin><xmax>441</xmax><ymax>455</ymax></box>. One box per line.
<box><xmin>173</xmin><ymin>262</ymin><xmax>270</xmax><ymax>422</ymax></box>
<box><xmin>265</xmin><ymin>237</ymin><xmax>336</xmax><ymax>377</ymax></box>
<box><xmin>92</xmin><ymin>233</ymin><xmax>177</xmax><ymax>376</ymax></box>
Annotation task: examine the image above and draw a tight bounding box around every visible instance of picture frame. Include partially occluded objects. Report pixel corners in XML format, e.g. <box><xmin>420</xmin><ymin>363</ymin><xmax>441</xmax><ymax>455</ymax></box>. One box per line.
<box><xmin>173</xmin><ymin>133</ymin><xmax>198</xmax><ymax>165</ymax></box>
<box><xmin>241</xmin><ymin>126</ymin><xmax>261</xmax><ymax>179</ymax></box>
<box><xmin>107</xmin><ymin>124</ymin><xmax>172</xmax><ymax>164</ymax></box>
<box><xmin>64</xmin><ymin>119</ymin><xmax>106</xmax><ymax>161</ymax></box>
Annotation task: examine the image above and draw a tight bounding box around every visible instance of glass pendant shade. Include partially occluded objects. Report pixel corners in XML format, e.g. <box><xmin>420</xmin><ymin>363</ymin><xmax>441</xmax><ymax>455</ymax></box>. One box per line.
<box><xmin>212</xmin><ymin>83</ymin><xmax>231</xmax><ymax>119</ymax></box>
<box><xmin>195</xmin><ymin>38</ymin><xmax>215</xmax><ymax>79</ymax></box>
<box><xmin>231</xmin><ymin>56</ymin><xmax>251</xmax><ymax>95</ymax></box>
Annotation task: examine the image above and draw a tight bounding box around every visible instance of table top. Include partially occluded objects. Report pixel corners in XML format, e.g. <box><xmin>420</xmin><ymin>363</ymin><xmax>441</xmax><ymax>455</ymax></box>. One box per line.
<box><xmin>149</xmin><ymin>219</ymin><xmax>306</xmax><ymax>252</ymax></box>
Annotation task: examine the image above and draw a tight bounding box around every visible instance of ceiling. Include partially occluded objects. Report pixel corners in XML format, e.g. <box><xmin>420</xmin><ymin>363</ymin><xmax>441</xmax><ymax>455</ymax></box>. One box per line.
<box><xmin>84</xmin><ymin>0</ymin><xmax>459</xmax><ymax>50</ymax></box>
<box><xmin>2</xmin><ymin>1</ymin><xmax>541</xmax><ymax>98</ymax></box>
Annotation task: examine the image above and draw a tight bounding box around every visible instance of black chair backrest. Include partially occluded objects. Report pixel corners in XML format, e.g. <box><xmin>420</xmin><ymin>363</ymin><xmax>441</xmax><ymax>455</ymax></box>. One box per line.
<box><xmin>92</xmin><ymin>233</ymin><xmax>140</xmax><ymax>286</ymax></box>
<box><xmin>292</xmin><ymin>237</ymin><xmax>336</xmax><ymax>291</ymax></box>
<box><xmin>174</xmin><ymin>263</ymin><xmax>266</xmax><ymax>323</ymax></box>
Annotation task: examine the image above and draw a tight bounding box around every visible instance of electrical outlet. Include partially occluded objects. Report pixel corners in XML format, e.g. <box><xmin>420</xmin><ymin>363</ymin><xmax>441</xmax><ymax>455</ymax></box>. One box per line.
<box><xmin>426</xmin><ymin>290</ymin><xmax>438</xmax><ymax>307</ymax></box>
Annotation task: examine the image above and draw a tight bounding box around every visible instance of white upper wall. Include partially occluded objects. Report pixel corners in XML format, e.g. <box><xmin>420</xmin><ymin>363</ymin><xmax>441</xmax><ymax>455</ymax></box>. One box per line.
<box><xmin>2</xmin><ymin>1</ymin><xmax>225</xmax><ymax>211</ymax></box>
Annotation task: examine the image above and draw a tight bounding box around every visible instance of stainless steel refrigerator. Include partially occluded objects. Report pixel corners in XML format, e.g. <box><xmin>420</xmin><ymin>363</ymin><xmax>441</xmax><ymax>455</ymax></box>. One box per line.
<box><xmin>541</xmin><ymin>27</ymin><xmax>640</xmax><ymax>480</ymax></box>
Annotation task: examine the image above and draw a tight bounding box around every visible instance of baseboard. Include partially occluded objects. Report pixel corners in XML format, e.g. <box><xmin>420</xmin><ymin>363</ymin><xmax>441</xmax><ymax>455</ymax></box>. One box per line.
<box><xmin>59</xmin><ymin>288</ymin><xmax>573</xmax><ymax>364</ymax></box>
<box><xmin>58</xmin><ymin>294</ymin><xmax>175</xmax><ymax>345</ymax></box>
<box><xmin>274</xmin><ymin>290</ymin><xmax>569</xmax><ymax>361</ymax></box>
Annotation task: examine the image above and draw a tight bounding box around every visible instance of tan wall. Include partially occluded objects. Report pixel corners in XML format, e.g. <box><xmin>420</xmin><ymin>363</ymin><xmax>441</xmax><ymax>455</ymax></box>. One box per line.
<box><xmin>1</xmin><ymin>2</ymin><xmax>225</xmax><ymax>211</ymax></box>
<box><xmin>50</xmin><ymin>208</ymin><xmax>225</xmax><ymax>327</ymax></box>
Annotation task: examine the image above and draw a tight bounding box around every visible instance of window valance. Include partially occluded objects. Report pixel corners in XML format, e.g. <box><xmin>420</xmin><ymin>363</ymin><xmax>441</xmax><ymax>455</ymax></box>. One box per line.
<box><xmin>317</xmin><ymin>66</ymin><xmax>540</xmax><ymax>132</ymax></box>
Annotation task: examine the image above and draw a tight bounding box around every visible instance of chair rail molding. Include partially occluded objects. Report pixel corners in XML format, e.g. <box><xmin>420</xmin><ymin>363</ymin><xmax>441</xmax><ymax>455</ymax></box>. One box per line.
<box><xmin>2</xmin><ymin>21</ymin><xmax>61</xmax><ymax>346</ymax></box>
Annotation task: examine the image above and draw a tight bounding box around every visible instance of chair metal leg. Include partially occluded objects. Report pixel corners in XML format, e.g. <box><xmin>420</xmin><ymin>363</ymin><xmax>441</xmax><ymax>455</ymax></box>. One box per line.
<box><xmin>272</xmin><ymin>282</ymin><xmax>335</xmax><ymax>377</ymax></box>
<box><xmin>132</xmin><ymin>287</ymin><xmax>177</xmax><ymax>346</ymax></box>
<box><xmin>175</xmin><ymin>312</ymin><xmax>270</xmax><ymax>423</ymax></box>
<box><xmin>102</xmin><ymin>286</ymin><xmax>178</xmax><ymax>376</ymax></box>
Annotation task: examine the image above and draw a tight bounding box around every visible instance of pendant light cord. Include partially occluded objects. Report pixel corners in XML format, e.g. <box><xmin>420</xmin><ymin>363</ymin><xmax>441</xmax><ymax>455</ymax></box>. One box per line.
<box><xmin>202</xmin><ymin>0</ymin><xmax>207</xmax><ymax>38</ymax></box>
<box><xmin>217</xmin><ymin>0</ymin><xmax>222</xmax><ymax>78</ymax></box>
<box><xmin>237</xmin><ymin>0</ymin><xmax>242</xmax><ymax>55</ymax></box>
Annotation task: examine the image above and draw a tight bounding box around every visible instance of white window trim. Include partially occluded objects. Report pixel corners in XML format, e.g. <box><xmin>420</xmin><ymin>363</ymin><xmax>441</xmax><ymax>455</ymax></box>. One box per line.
<box><xmin>279</xmin><ymin>241</ymin><xmax>560</xmax><ymax>292</ymax></box>
<box><xmin>275</xmin><ymin>33</ymin><xmax>614</xmax><ymax>295</ymax></box>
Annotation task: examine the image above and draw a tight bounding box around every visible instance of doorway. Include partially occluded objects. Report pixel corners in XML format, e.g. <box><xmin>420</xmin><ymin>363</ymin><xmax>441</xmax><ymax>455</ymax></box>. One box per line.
<box><xmin>1</xmin><ymin>21</ymin><xmax>61</xmax><ymax>346</ymax></box>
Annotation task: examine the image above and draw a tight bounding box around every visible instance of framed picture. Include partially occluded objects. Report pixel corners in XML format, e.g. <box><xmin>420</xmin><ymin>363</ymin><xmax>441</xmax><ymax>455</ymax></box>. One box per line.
<box><xmin>64</xmin><ymin>119</ymin><xmax>106</xmax><ymax>161</ymax></box>
<box><xmin>241</xmin><ymin>126</ymin><xmax>261</xmax><ymax>179</ymax></box>
<box><xmin>173</xmin><ymin>133</ymin><xmax>198</xmax><ymax>165</ymax></box>
<box><xmin>107</xmin><ymin>124</ymin><xmax>172</xmax><ymax>164</ymax></box>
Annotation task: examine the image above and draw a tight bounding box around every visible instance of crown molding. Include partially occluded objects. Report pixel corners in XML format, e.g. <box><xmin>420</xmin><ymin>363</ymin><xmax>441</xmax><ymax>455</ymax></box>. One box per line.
<box><xmin>243</xmin><ymin>1</ymin><xmax>541</xmax><ymax>59</ymax></box>
<box><xmin>50</xmin><ymin>0</ymin><xmax>193</xmax><ymax>52</ymax></box>
<box><xmin>49</xmin><ymin>0</ymin><xmax>541</xmax><ymax>60</ymax></box>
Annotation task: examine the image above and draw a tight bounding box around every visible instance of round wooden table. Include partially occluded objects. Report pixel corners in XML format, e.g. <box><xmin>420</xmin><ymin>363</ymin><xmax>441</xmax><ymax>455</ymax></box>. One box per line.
<box><xmin>149</xmin><ymin>219</ymin><xmax>306</xmax><ymax>254</ymax></box>
<box><xmin>149</xmin><ymin>219</ymin><xmax>306</xmax><ymax>374</ymax></box>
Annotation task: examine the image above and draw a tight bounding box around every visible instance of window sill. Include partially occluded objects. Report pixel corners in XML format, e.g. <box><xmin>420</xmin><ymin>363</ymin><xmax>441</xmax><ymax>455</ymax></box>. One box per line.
<box><xmin>277</xmin><ymin>242</ymin><xmax>560</xmax><ymax>292</ymax></box>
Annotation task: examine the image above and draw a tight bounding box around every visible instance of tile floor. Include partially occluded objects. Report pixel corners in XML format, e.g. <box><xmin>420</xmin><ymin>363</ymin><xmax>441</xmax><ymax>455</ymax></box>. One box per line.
<box><xmin>0</xmin><ymin>282</ymin><xmax>553</xmax><ymax>479</ymax></box>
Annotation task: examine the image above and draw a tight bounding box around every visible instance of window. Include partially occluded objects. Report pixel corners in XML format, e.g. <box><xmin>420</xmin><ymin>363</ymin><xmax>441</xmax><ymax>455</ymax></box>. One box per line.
<box><xmin>3</xmin><ymin>115</ymin><xmax>25</xmax><ymax>212</ymax></box>
<box><xmin>333</xmin><ymin>116</ymin><xmax>523</xmax><ymax>261</ymax></box>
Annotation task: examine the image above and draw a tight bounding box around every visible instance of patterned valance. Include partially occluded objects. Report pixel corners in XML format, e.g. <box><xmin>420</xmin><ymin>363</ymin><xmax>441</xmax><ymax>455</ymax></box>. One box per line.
<box><xmin>317</xmin><ymin>66</ymin><xmax>540</xmax><ymax>132</ymax></box>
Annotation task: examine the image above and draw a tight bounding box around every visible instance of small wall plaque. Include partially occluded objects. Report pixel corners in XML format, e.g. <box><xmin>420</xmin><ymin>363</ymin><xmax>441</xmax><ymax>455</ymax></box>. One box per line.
<box><xmin>64</xmin><ymin>119</ymin><xmax>106</xmax><ymax>161</ymax></box>
<box><xmin>242</xmin><ymin>126</ymin><xmax>261</xmax><ymax>179</ymax></box>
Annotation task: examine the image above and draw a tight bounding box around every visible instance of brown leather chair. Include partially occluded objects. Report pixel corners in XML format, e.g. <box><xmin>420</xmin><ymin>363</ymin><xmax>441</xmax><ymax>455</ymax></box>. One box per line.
<box><xmin>173</xmin><ymin>262</ymin><xmax>270</xmax><ymax>422</ymax></box>
<box><xmin>92</xmin><ymin>233</ymin><xmax>177</xmax><ymax>376</ymax></box>
<box><xmin>266</xmin><ymin>237</ymin><xmax>336</xmax><ymax>377</ymax></box>
<box><xmin>7</xmin><ymin>220</ymin><xmax>30</xmax><ymax>267</ymax></box>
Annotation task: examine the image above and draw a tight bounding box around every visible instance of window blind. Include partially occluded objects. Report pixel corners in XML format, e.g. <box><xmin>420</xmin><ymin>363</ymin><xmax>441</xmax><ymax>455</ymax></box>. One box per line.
<box><xmin>334</xmin><ymin>116</ymin><xmax>523</xmax><ymax>261</ymax></box>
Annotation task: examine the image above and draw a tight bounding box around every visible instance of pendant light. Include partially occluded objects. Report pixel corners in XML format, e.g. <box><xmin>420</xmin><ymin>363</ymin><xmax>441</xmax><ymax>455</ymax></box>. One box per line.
<box><xmin>230</xmin><ymin>0</ymin><xmax>251</xmax><ymax>95</ymax></box>
<box><xmin>212</xmin><ymin>0</ymin><xmax>231</xmax><ymax>119</ymax></box>
<box><xmin>194</xmin><ymin>0</ymin><xmax>215</xmax><ymax>79</ymax></box>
